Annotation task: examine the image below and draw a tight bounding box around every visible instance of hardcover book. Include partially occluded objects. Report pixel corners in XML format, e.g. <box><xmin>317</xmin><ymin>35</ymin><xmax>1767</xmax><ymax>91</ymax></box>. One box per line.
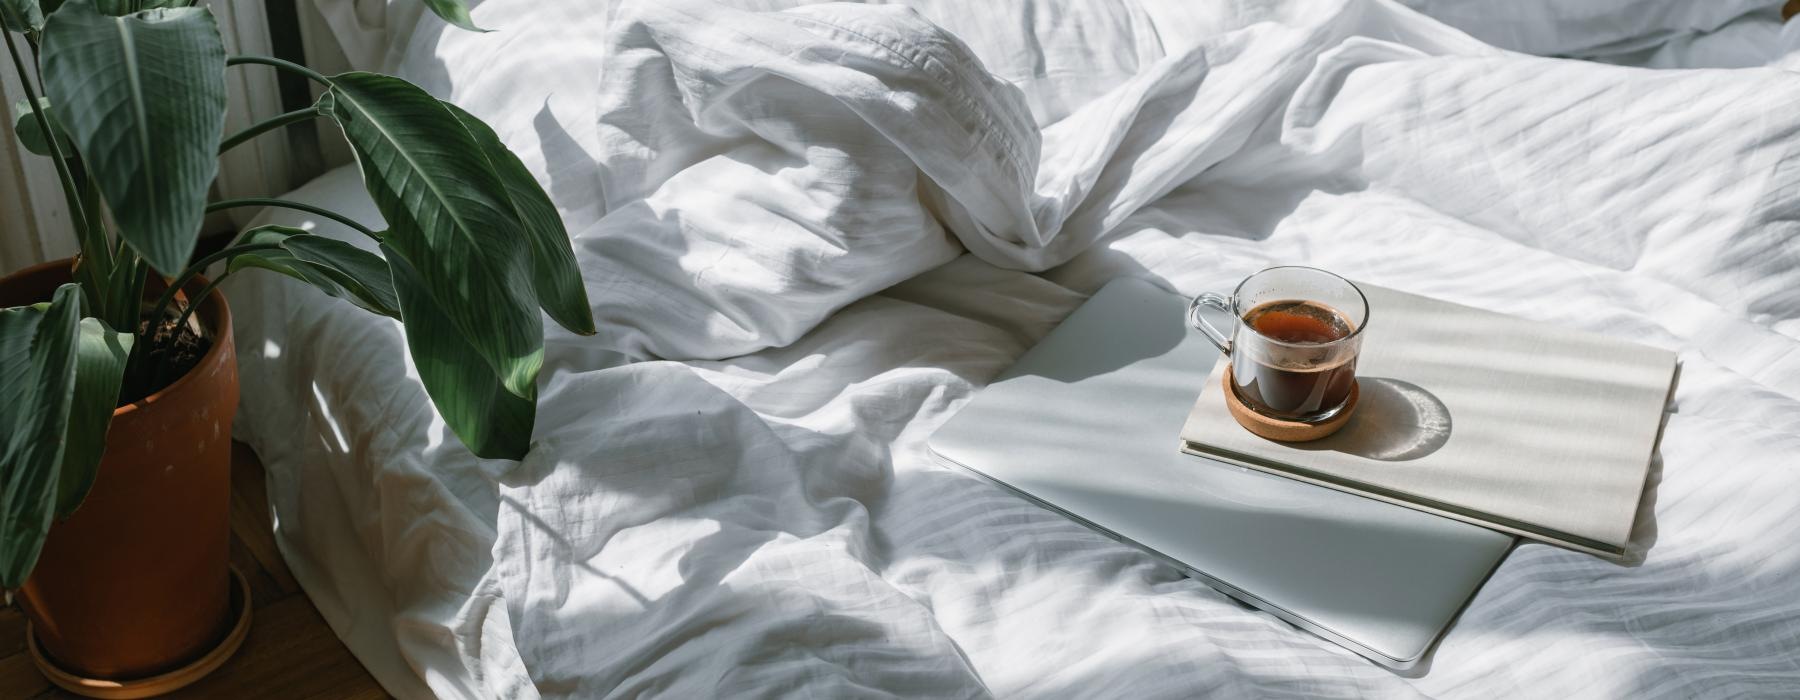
<box><xmin>1178</xmin><ymin>283</ymin><xmax>1679</xmax><ymax>558</ymax></box>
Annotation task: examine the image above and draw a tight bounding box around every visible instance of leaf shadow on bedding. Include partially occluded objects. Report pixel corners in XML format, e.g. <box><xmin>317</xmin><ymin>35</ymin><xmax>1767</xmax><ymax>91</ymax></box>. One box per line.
<box><xmin>495</xmin><ymin>486</ymin><xmax>974</xmax><ymax>697</ymax></box>
<box><xmin>496</xmin><ymin>492</ymin><xmax>655</xmax><ymax>609</ymax></box>
<box><xmin>533</xmin><ymin>100</ymin><xmax>606</xmax><ymax>223</ymax></box>
<box><xmin>482</xmin><ymin>361</ymin><xmax>995</xmax><ymax>696</ymax></box>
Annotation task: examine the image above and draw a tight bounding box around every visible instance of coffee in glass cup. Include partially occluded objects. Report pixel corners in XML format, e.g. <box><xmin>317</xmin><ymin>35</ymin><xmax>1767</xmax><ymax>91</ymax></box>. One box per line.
<box><xmin>1189</xmin><ymin>267</ymin><xmax>1368</xmax><ymax>423</ymax></box>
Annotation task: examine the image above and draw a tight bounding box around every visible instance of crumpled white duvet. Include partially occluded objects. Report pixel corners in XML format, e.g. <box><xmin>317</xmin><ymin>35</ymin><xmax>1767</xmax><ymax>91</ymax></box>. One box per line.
<box><xmin>229</xmin><ymin>0</ymin><xmax>1800</xmax><ymax>696</ymax></box>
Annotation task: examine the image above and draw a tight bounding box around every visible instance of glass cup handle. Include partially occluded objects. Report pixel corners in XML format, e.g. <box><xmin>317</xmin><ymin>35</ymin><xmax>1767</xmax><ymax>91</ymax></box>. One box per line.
<box><xmin>1188</xmin><ymin>292</ymin><xmax>1234</xmax><ymax>354</ymax></box>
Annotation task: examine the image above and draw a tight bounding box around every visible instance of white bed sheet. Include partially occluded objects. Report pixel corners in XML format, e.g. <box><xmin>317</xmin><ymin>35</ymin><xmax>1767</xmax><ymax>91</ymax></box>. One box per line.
<box><xmin>229</xmin><ymin>0</ymin><xmax>1800</xmax><ymax>697</ymax></box>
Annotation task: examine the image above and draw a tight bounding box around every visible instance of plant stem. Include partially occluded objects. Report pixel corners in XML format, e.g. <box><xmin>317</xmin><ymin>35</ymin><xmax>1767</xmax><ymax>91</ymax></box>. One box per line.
<box><xmin>172</xmin><ymin>271</ymin><xmax>229</xmax><ymax>334</ymax></box>
<box><xmin>1</xmin><ymin>15</ymin><xmax>105</xmax><ymax>279</ymax></box>
<box><xmin>26</xmin><ymin>29</ymin><xmax>40</xmax><ymax>84</ymax></box>
<box><xmin>205</xmin><ymin>198</ymin><xmax>380</xmax><ymax>239</ymax></box>
<box><xmin>226</xmin><ymin>55</ymin><xmax>330</xmax><ymax>86</ymax></box>
<box><xmin>119</xmin><ymin>256</ymin><xmax>147</xmax><ymax>331</ymax></box>
<box><xmin>219</xmin><ymin>106</ymin><xmax>320</xmax><ymax>154</ymax></box>
<box><xmin>146</xmin><ymin>242</ymin><xmax>283</xmax><ymax>328</ymax></box>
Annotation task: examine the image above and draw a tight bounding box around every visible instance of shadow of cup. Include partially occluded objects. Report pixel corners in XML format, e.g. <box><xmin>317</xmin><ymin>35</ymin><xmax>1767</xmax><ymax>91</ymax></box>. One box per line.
<box><xmin>1292</xmin><ymin>377</ymin><xmax>1452</xmax><ymax>462</ymax></box>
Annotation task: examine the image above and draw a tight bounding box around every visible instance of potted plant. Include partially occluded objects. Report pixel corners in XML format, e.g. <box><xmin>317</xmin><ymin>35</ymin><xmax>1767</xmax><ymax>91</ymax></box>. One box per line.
<box><xmin>0</xmin><ymin>0</ymin><xmax>590</xmax><ymax>695</ymax></box>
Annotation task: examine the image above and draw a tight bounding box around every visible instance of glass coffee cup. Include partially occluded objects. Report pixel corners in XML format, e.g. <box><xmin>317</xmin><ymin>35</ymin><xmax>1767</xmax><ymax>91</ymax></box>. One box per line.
<box><xmin>1188</xmin><ymin>266</ymin><xmax>1369</xmax><ymax>423</ymax></box>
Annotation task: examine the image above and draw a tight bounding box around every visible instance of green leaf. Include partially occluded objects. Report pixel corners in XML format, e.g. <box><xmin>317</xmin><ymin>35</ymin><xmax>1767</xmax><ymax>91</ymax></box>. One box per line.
<box><xmin>94</xmin><ymin>0</ymin><xmax>191</xmax><ymax>14</ymax></box>
<box><xmin>283</xmin><ymin>235</ymin><xmax>401</xmax><ymax>316</ymax></box>
<box><xmin>441</xmin><ymin>102</ymin><xmax>593</xmax><ymax>336</ymax></box>
<box><xmin>39</xmin><ymin>0</ymin><xmax>226</xmax><ymax>276</ymax></box>
<box><xmin>420</xmin><ymin>0</ymin><xmax>486</xmax><ymax>33</ymax></box>
<box><xmin>319</xmin><ymin>73</ymin><xmax>542</xmax><ymax>399</ymax></box>
<box><xmin>0</xmin><ymin>0</ymin><xmax>42</xmax><ymax>32</ymax></box>
<box><xmin>229</xmin><ymin>225</ymin><xmax>399</xmax><ymax>318</ymax></box>
<box><xmin>99</xmin><ymin>255</ymin><xmax>146</xmax><ymax>334</ymax></box>
<box><xmin>0</xmin><ymin>284</ymin><xmax>82</xmax><ymax>588</ymax></box>
<box><xmin>384</xmin><ymin>242</ymin><xmax>533</xmax><ymax>460</ymax></box>
<box><xmin>12</xmin><ymin>97</ymin><xmax>72</xmax><ymax>157</ymax></box>
<box><xmin>55</xmin><ymin>317</ymin><xmax>130</xmax><ymax>517</ymax></box>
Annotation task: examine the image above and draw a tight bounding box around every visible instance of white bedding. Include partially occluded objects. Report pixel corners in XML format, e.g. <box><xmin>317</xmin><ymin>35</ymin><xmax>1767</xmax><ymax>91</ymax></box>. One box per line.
<box><xmin>231</xmin><ymin>0</ymin><xmax>1800</xmax><ymax>696</ymax></box>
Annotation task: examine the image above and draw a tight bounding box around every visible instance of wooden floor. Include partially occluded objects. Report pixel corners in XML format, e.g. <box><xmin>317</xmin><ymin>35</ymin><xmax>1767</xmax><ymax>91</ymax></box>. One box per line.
<box><xmin>0</xmin><ymin>442</ymin><xmax>390</xmax><ymax>699</ymax></box>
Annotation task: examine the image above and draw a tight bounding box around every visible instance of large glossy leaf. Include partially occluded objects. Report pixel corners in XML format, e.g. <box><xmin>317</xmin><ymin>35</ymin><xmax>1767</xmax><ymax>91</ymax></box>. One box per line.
<box><xmin>39</xmin><ymin>0</ymin><xmax>226</xmax><ymax>276</ymax></box>
<box><xmin>229</xmin><ymin>226</ymin><xmax>399</xmax><ymax>318</ymax></box>
<box><xmin>0</xmin><ymin>0</ymin><xmax>41</xmax><ymax>32</ymax></box>
<box><xmin>318</xmin><ymin>74</ymin><xmax>542</xmax><ymax>398</ymax></box>
<box><xmin>384</xmin><ymin>242</ymin><xmax>532</xmax><ymax>460</ymax></box>
<box><xmin>0</xmin><ymin>284</ymin><xmax>81</xmax><ymax>588</ymax></box>
<box><xmin>442</xmin><ymin>102</ymin><xmax>593</xmax><ymax>336</ymax></box>
<box><xmin>55</xmin><ymin>317</ymin><xmax>130</xmax><ymax>516</ymax></box>
<box><xmin>12</xmin><ymin>98</ymin><xmax>72</xmax><ymax>157</ymax></box>
<box><xmin>420</xmin><ymin>0</ymin><xmax>485</xmax><ymax>32</ymax></box>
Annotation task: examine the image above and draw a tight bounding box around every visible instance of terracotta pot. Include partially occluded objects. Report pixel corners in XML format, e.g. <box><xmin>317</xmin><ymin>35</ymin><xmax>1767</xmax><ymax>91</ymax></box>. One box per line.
<box><xmin>0</xmin><ymin>258</ymin><xmax>238</xmax><ymax>680</ymax></box>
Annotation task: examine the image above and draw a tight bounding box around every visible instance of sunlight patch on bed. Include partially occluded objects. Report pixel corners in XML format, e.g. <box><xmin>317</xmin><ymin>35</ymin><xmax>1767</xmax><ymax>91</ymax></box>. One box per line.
<box><xmin>310</xmin><ymin>381</ymin><xmax>354</xmax><ymax>454</ymax></box>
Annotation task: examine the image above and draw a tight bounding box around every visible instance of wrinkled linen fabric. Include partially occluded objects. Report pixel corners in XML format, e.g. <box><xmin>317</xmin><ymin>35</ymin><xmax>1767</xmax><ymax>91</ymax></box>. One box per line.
<box><xmin>1391</xmin><ymin>0</ymin><xmax>1778</xmax><ymax>58</ymax></box>
<box><xmin>230</xmin><ymin>0</ymin><xmax>1800</xmax><ymax>697</ymax></box>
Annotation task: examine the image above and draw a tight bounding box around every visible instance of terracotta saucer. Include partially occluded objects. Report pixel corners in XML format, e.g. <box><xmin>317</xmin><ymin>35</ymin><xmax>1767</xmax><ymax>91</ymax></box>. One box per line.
<box><xmin>29</xmin><ymin>566</ymin><xmax>253</xmax><ymax>699</ymax></box>
<box><xmin>1223</xmin><ymin>365</ymin><xmax>1359</xmax><ymax>442</ymax></box>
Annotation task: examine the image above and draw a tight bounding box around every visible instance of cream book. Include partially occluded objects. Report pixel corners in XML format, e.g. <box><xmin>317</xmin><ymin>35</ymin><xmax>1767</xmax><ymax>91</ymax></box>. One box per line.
<box><xmin>1179</xmin><ymin>283</ymin><xmax>1678</xmax><ymax>558</ymax></box>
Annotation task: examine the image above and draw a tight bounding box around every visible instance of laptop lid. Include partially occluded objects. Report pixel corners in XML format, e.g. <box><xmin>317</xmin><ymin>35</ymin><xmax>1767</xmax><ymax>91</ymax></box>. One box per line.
<box><xmin>928</xmin><ymin>277</ymin><xmax>1513</xmax><ymax>669</ymax></box>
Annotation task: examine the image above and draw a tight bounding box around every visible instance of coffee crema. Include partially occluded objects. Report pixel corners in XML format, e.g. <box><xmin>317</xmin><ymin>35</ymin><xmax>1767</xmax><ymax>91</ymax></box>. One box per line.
<box><xmin>1233</xmin><ymin>299</ymin><xmax>1358</xmax><ymax>420</ymax></box>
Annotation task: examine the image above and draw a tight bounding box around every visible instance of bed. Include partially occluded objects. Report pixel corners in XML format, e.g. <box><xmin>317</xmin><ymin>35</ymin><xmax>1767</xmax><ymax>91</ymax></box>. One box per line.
<box><xmin>224</xmin><ymin>0</ymin><xmax>1800</xmax><ymax>696</ymax></box>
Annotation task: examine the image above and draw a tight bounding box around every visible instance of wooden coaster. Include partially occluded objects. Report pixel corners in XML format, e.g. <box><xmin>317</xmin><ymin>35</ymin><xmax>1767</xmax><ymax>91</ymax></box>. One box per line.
<box><xmin>29</xmin><ymin>566</ymin><xmax>253</xmax><ymax>699</ymax></box>
<box><xmin>1223</xmin><ymin>365</ymin><xmax>1358</xmax><ymax>442</ymax></box>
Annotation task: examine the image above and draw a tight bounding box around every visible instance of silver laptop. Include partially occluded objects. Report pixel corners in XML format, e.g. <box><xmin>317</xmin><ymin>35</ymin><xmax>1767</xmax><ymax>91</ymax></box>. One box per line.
<box><xmin>928</xmin><ymin>277</ymin><xmax>1513</xmax><ymax>669</ymax></box>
